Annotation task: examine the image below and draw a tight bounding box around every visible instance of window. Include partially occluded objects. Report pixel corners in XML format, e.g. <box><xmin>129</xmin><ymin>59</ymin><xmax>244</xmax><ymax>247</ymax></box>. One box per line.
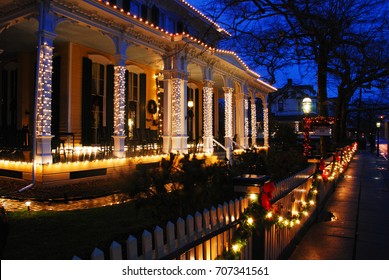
<box><xmin>91</xmin><ymin>63</ymin><xmax>105</xmax><ymax>143</ymax></box>
<box><xmin>127</xmin><ymin>72</ymin><xmax>139</xmax><ymax>138</ymax></box>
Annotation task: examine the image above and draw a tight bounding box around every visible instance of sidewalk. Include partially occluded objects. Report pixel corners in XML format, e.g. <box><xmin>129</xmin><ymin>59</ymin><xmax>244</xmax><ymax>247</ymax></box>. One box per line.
<box><xmin>289</xmin><ymin>150</ymin><xmax>389</xmax><ymax>260</ymax></box>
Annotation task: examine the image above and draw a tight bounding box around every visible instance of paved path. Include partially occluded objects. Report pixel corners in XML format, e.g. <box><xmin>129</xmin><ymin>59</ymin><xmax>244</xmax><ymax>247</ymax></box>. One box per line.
<box><xmin>289</xmin><ymin>150</ymin><xmax>389</xmax><ymax>260</ymax></box>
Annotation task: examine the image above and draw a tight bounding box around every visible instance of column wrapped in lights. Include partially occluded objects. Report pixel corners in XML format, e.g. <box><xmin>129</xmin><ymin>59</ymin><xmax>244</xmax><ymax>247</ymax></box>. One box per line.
<box><xmin>36</xmin><ymin>42</ymin><xmax>53</xmax><ymax>136</ymax></box>
<box><xmin>244</xmin><ymin>97</ymin><xmax>249</xmax><ymax>141</ymax></box>
<box><xmin>113</xmin><ymin>66</ymin><xmax>126</xmax><ymax>136</ymax></box>
<box><xmin>203</xmin><ymin>81</ymin><xmax>214</xmax><ymax>138</ymax></box>
<box><xmin>263</xmin><ymin>107</ymin><xmax>269</xmax><ymax>147</ymax></box>
<box><xmin>224</xmin><ymin>87</ymin><xmax>233</xmax><ymax>139</ymax></box>
<box><xmin>251</xmin><ymin>99</ymin><xmax>257</xmax><ymax>146</ymax></box>
<box><xmin>203</xmin><ymin>80</ymin><xmax>214</xmax><ymax>153</ymax></box>
<box><xmin>171</xmin><ymin>78</ymin><xmax>182</xmax><ymax>135</ymax></box>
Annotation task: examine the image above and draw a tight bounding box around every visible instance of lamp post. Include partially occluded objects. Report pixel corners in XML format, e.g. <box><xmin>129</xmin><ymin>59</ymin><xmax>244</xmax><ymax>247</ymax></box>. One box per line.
<box><xmin>302</xmin><ymin>97</ymin><xmax>312</xmax><ymax>157</ymax></box>
<box><xmin>376</xmin><ymin>121</ymin><xmax>381</xmax><ymax>157</ymax></box>
<box><xmin>302</xmin><ymin>97</ymin><xmax>312</xmax><ymax>115</ymax></box>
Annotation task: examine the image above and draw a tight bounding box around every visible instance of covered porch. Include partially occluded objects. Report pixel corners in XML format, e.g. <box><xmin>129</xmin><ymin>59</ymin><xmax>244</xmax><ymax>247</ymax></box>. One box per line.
<box><xmin>0</xmin><ymin>0</ymin><xmax>275</xmax><ymax>185</ymax></box>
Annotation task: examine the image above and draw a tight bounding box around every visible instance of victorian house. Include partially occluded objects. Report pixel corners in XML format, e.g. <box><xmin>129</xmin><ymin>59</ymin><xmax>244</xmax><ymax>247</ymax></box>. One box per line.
<box><xmin>0</xmin><ymin>0</ymin><xmax>275</xmax><ymax>185</ymax></box>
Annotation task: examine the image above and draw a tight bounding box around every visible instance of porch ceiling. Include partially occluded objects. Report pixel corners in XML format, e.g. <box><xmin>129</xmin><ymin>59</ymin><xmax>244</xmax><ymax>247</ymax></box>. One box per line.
<box><xmin>0</xmin><ymin>19</ymin><xmax>163</xmax><ymax>69</ymax></box>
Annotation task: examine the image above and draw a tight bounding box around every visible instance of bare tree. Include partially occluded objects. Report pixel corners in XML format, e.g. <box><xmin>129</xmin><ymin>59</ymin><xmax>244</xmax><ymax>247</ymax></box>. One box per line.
<box><xmin>201</xmin><ymin>0</ymin><xmax>389</xmax><ymax>148</ymax></box>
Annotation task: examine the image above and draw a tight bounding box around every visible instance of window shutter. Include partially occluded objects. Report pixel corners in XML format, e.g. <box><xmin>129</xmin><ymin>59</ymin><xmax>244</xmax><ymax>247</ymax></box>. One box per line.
<box><xmin>82</xmin><ymin>57</ymin><xmax>92</xmax><ymax>145</ymax></box>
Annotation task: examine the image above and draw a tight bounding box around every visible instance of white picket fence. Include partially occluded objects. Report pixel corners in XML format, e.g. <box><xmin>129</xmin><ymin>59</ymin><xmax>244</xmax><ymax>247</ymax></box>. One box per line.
<box><xmin>73</xmin><ymin>197</ymin><xmax>250</xmax><ymax>260</ymax></box>
<box><xmin>74</xmin><ymin>149</ymin><xmax>353</xmax><ymax>260</ymax></box>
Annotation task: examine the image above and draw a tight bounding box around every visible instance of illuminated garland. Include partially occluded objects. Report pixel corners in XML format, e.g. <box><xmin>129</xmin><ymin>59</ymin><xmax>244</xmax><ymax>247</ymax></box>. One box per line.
<box><xmin>113</xmin><ymin>66</ymin><xmax>126</xmax><ymax>136</ymax></box>
<box><xmin>36</xmin><ymin>42</ymin><xmax>53</xmax><ymax>136</ymax></box>
<box><xmin>171</xmin><ymin>79</ymin><xmax>182</xmax><ymax>135</ymax></box>
<box><xmin>303</xmin><ymin>116</ymin><xmax>335</xmax><ymax>157</ymax></box>
<box><xmin>220</xmin><ymin>143</ymin><xmax>357</xmax><ymax>259</ymax></box>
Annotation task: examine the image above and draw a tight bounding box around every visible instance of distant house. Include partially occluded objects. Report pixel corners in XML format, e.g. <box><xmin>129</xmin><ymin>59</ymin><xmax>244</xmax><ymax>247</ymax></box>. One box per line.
<box><xmin>270</xmin><ymin>79</ymin><xmax>318</xmax><ymax>134</ymax></box>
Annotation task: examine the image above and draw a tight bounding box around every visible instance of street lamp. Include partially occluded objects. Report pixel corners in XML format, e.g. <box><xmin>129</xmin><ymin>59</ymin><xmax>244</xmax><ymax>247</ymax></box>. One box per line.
<box><xmin>302</xmin><ymin>96</ymin><xmax>312</xmax><ymax>114</ymax></box>
<box><xmin>376</xmin><ymin>121</ymin><xmax>381</xmax><ymax>157</ymax></box>
<box><xmin>187</xmin><ymin>100</ymin><xmax>194</xmax><ymax>141</ymax></box>
<box><xmin>302</xmin><ymin>96</ymin><xmax>312</xmax><ymax>157</ymax></box>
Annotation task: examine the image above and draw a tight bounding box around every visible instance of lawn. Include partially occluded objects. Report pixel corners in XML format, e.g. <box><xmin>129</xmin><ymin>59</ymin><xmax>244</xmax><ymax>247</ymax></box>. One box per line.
<box><xmin>3</xmin><ymin>201</ymin><xmax>157</xmax><ymax>260</ymax></box>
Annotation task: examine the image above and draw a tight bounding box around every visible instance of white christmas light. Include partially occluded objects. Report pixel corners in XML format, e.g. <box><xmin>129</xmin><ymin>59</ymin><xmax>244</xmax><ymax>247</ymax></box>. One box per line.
<box><xmin>251</xmin><ymin>99</ymin><xmax>257</xmax><ymax>143</ymax></box>
<box><xmin>114</xmin><ymin>66</ymin><xmax>126</xmax><ymax>136</ymax></box>
<box><xmin>36</xmin><ymin>42</ymin><xmax>53</xmax><ymax>136</ymax></box>
<box><xmin>263</xmin><ymin>107</ymin><xmax>269</xmax><ymax>147</ymax></box>
<box><xmin>171</xmin><ymin>79</ymin><xmax>182</xmax><ymax>135</ymax></box>
<box><xmin>203</xmin><ymin>81</ymin><xmax>214</xmax><ymax>138</ymax></box>
<box><xmin>244</xmin><ymin>98</ymin><xmax>249</xmax><ymax>138</ymax></box>
<box><xmin>224</xmin><ymin>88</ymin><xmax>233</xmax><ymax>138</ymax></box>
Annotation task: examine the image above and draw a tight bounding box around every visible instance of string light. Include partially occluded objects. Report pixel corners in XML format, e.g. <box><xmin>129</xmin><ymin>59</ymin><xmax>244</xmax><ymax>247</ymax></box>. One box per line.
<box><xmin>171</xmin><ymin>79</ymin><xmax>182</xmax><ymax>135</ymax></box>
<box><xmin>251</xmin><ymin>99</ymin><xmax>257</xmax><ymax>146</ymax></box>
<box><xmin>224</xmin><ymin>87</ymin><xmax>233</xmax><ymax>139</ymax></box>
<box><xmin>95</xmin><ymin>0</ymin><xmax>277</xmax><ymax>90</ymax></box>
<box><xmin>203</xmin><ymin>80</ymin><xmax>214</xmax><ymax>152</ymax></box>
<box><xmin>244</xmin><ymin>98</ymin><xmax>249</xmax><ymax>141</ymax></box>
<box><xmin>114</xmin><ymin>66</ymin><xmax>126</xmax><ymax>136</ymax></box>
<box><xmin>36</xmin><ymin>42</ymin><xmax>53</xmax><ymax>136</ymax></box>
<box><xmin>263</xmin><ymin>108</ymin><xmax>269</xmax><ymax>147</ymax></box>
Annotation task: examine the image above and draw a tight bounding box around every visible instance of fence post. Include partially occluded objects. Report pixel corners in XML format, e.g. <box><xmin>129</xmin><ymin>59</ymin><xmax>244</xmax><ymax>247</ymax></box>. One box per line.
<box><xmin>167</xmin><ymin>221</ymin><xmax>176</xmax><ymax>253</ymax></box>
<box><xmin>110</xmin><ymin>241</ymin><xmax>123</xmax><ymax>260</ymax></box>
<box><xmin>126</xmin><ymin>235</ymin><xmax>138</xmax><ymax>260</ymax></box>
<box><xmin>142</xmin><ymin>230</ymin><xmax>153</xmax><ymax>260</ymax></box>
<box><xmin>223</xmin><ymin>202</ymin><xmax>229</xmax><ymax>224</ymax></box>
<box><xmin>194</xmin><ymin>211</ymin><xmax>203</xmax><ymax>238</ymax></box>
<box><xmin>217</xmin><ymin>204</ymin><xmax>224</xmax><ymax>227</ymax></box>
<box><xmin>194</xmin><ymin>211</ymin><xmax>203</xmax><ymax>260</ymax></box>
<box><xmin>176</xmin><ymin>218</ymin><xmax>185</xmax><ymax>248</ymax></box>
<box><xmin>203</xmin><ymin>208</ymin><xmax>211</xmax><ymax>234</ymax></box>
<box><xmin>210</xmin><ymin>206</ymin><xmax>217</xmax><ymax>231</ymax></box>
<box><xmin>235</xmin><ymin>198</ymin><xmax>240</xmax><ymax>219</ymax></box>
<box><xmin>186</xmin><ymin>214</ymin><xmax>195</xmax><ymax>242</ymax></box>
<box><xmin>186</xmin><ymin>214</ymin><xmax>195</xmax><ymax>260</ymax></box>
<box><xmin>91</xmin><ymin>248</ymin><xmax>104</xmax><ymax>260</ymax></box>
<box><xmin>154</xmin><ymin>226</ymin><xmax>165</xmax><ymax>259</ymax></box>
<box><xmin>229</xmin><ymin>200</ymin><xmax>235</xmax><ymax>222</ymax></box>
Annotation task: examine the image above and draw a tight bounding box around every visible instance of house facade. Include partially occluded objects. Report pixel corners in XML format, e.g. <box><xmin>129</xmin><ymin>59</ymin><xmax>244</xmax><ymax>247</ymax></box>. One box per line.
<box><xmin>0</xmin><ymin>0</ymin><xmax>275</xmax><ymax>184</ymax></box>
<box><xmin>270</xmin><ymin>79</ymin><xmax>318</xmax><ymax>133</ymax></box>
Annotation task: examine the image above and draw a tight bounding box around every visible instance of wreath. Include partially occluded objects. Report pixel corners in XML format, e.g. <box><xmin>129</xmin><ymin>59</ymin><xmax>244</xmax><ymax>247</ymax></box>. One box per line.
<box><xmin>147</xmin><ymin>99</ymin><xmax>157</xmax><ymax>115</ymax></box>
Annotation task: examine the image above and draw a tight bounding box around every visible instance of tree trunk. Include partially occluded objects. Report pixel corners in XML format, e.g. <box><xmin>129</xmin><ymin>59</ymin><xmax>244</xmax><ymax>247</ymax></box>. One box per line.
<box><xmin>317</xmin><ymin>45</ymin><xmax>329</xmax><ymax>155</ymax></box>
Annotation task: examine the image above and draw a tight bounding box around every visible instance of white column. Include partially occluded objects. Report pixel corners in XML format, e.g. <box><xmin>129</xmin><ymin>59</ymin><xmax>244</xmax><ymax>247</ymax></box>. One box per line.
<box><xmin>113</xmin><ymin>65</ymin><xmax>126</xmax><ymax>158</ymax></box>
<box><xmin>171</xmin><ymin>78</ymin><xmax>188</xmax><ymax>153</ymax></box>
<box><xmin>235</xmin><ymin>93</ymin><xmax>245</xmax><ymax>148</ymax></box>
<box><xmin>263</xmin><ymin>107</ymin><xmax>269</xmax><ymax>147</ymax></box>
<box><xmin>203</xmin><ymin>80</ymin><xmax>214</xmax><ymax>153</ymax></box>
<box><xmin>251</xmin><ymin>98</ymin><xmax>257</xmax><ymax>147</ymax></box>
<box><xmin>223</xmin><ymin>87</ymin><xmax>234</xmax><ymax>160</ymax></box>
<box><xmin>244</xmin><ymin>97</ymin><xmax>249</xmax><ymax>148</ymax></box>
<box><xmin>35</xmin><ymin>39</ymin><xmax>54</xmax><ymax>164</ymax></box>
